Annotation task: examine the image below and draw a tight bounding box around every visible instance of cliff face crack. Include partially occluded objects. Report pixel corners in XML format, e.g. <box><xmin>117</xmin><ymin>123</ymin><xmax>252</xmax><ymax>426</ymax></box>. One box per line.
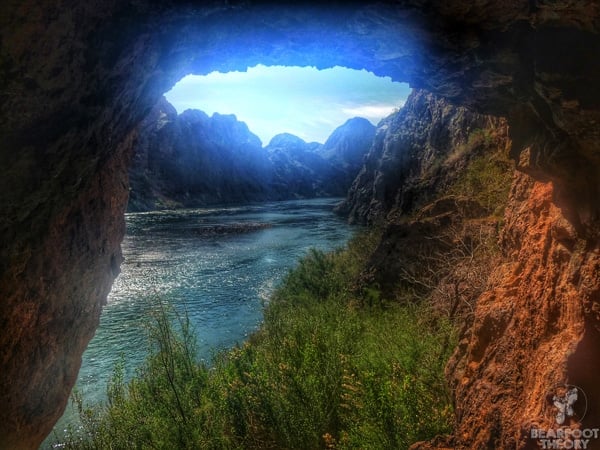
<box><xmin>1</xmin><ymin>1</ymin><xmax>600</xmax><ymax>449</ymax></box>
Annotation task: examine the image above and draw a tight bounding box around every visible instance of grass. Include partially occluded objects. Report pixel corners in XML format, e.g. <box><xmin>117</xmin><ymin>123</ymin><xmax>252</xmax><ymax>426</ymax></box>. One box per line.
<box><xmin>56</xmin><ymin>229</ymin><xmax>456</xmax><ymax>450</ymax></box>
<box><xmin>447</xmin><ymin>128</ymin><xmax>513</xmax><ymax>217</ymax></box>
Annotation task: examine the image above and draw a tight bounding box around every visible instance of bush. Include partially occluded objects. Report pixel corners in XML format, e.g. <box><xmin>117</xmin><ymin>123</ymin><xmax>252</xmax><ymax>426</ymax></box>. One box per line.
<box><xmin>448</xmin><ymin>129</ymin><xmax>513</xmax><ymax>217</ymax></box>
<box><xmin>57</xmin><ymin>230</ymin><xmax>455</xmax><ymax>450</ymax></box>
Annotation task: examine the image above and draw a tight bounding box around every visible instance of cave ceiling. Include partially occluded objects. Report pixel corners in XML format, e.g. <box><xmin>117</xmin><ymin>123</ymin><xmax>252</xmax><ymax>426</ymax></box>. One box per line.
<box><xmin>2</xmin><ymin>1</ymin><xmax>599</xmax><ymax>231</ymax></box>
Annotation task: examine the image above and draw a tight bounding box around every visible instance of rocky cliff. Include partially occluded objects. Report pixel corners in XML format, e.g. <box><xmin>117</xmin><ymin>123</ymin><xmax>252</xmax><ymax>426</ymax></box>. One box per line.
<box><xmin>320</xmin><ymin>117</ymin><xmax>377</xmax><ymax>190</ymax></box>
<box><xmin>340</xmin><ymin>84</ymin><xmax>600</xmax><ymax>450</ymax></box>
<box><xmin>337</xmin><ymin>90</ymin><xmax>505</xmax><ymax>224</ymax></box>
<box><xmin>339</xmin><ymin>91</ymin><xmax>600</xmax><ymax>450</ymax></box>
<box><xmin>264</xmin><ymin>117</ymin><xmax>375</xmax><ymax>198</ymax></box>
<box><xmin>347</xmin><ymin>90</ymin><xmax>512</xmax><ymax>300</ymax></box>
<box><xmin>2</xmin><ymin>1</ymin><xmax>600</xmax><ymax>449</ymax></box>
<box><xmin>264</xmin><ymin>132</ymin><xmax>347</xmax><ymax>198</ymax></box>
<box><xmin>442</xmin><ymin>172</ymin><xmax>600</xmax><ymax>449</ymax></box>
<box><xmin>128</xmin><ymin>98</ymin><xmax>374</xmax><ymax>211</ymax></box>
<box><xmin>128</xmin><ymin>97</ymin><xmax>271</xmax><ymax>210</ymax></box>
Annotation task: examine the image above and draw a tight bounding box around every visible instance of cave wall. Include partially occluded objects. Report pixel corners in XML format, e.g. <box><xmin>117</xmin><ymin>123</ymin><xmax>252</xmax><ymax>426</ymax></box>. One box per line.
<box><xmin>441</xmin><ymin>172</ymin><xmax>600</xmax><ymax>449</ymax></box>
<box><xmin>1</xmin><ymin>1</ymin><xmax>600</xmax><ymax>448</ymax></box>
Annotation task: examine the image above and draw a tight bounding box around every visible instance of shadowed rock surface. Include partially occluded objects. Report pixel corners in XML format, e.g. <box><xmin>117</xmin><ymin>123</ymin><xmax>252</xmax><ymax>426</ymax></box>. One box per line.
<box><xmin>264</xmin><ymin>132</ymin><xmax>344</xmax><ymax>198</ymax></box>
<box><xmin>128</xmin><ymin>97</ymin><xmax>271</xmax><ymax>211</ymax></box>
<box><xmin>336</xmin><ymin>89</ymin><xmax>505</xmax><ymax>224</ymax></box>
<box><xmin>128</xmin><ymin>97</ymin><xmax>374</xmax><ymax>211</ymax></box>
<box><xmin>320</xmin><ymin>117</ymin><xmax>377</xmax><ymax>189</ymax></box>
<box><xmin>1</xmin><ymin>1</ymin><xmax>600</xmax><ymax>448</ymax></box>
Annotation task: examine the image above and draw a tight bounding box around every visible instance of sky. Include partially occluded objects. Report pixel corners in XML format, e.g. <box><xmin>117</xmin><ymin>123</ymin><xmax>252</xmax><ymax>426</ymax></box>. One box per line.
<box><xmin>164</xmin><ymin>65</ymin><xmax>411</xmax><ymax>145</ymax></box>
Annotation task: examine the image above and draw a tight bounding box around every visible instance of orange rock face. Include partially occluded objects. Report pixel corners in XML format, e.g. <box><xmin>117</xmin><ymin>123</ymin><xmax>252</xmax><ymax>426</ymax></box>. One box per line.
<box><xmin>446</xmin><ymin>172</ymin><xmax>600</xmax><ymax>449</ymax></box>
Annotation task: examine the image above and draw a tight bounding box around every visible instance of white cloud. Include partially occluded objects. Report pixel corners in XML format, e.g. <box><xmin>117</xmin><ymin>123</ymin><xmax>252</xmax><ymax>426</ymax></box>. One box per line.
<box><xmin>341</xmin><ymin>103</ymin><xmax>405</xmax><ymax>121</ymax></box>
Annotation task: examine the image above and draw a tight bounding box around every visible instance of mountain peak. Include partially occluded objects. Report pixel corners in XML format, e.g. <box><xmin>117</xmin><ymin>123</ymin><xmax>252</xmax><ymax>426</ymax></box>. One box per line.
<box><xmin>341</xmin><ymin>116</ymin><xmax>375</xmax><ymax>128</ymax></box>
<box><xmin>321</xmin><ymin>116</ymin><xmax>376</xmax><ymax>166</ymax></box>
<box><xmin>266</xmin><ymin>133</ymin><xmax>307</xmax><ymax>149</ymax></box>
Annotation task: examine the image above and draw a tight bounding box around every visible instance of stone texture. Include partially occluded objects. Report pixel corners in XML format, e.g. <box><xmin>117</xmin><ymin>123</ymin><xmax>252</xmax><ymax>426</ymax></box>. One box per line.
<box><xmin>337</xmin><ymin>89</ymin><xmax>508</xmax><ymax>224</ymax></box>
<box><xmin>1</xmin><ymin>0</ymin><xmax>600</xmax><ymax>448</ymax></box>
<box><xmin>0</xmin><ymin>131</ymin><xmax>133</xmax><ymax>449</ymax></box>
<box><xmin>443</xmin><ymin>172</ymin><xmax>600</xmax><ymax>449</ymax></box>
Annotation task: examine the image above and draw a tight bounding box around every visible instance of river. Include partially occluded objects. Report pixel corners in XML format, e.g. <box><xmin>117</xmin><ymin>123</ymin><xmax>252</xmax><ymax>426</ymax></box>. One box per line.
<box><xmin>48</xmin><ymin>198</ymin><xmax>355</xmax><ymax>446</ymax></box>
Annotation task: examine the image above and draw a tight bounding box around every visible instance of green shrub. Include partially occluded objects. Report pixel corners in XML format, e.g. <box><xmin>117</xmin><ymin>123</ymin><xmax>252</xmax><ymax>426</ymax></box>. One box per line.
<box><xmin>56</xmin><ymin>230</ymin><xmax>455</xmax><ymax>450</ymax></box>
<box><xmin>448</xmin><ymin>130</ymin><xmax>513</xmax><ymax>216</ymax></box>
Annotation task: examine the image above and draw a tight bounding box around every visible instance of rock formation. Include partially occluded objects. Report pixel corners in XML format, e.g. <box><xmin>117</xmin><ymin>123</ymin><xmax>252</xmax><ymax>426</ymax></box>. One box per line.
<box><xmin>1</xmin><ymin>1</ymin><xmax>600</xmax><ymax>448</ymax></box>
<box><xmin>128</xmin><ymin>96</ymin><xmax>271</xmax><ymax>211</ymax></box>
<box><xmin>347</xmin><ymin>90</ymin><xmax>511</xmax><ymax>306</ymax></box>
<box><xmin>264</xmin><ymin>132</ymin><xmax>344</xmax><ymax>198</ymax></box>
<box><xmin>443</xmin><ymin>172</ymin><xmax>600</xmax><ymax>449</ymax></box>
<box><xmin>264</xmin><ymin>118</ymin><xmax>375</xmax><ymax>199</ymax></box>
<box><xmin>128</xmin><ymin>98</ymin><xmax>374</xmax><ymax>211</ymax></box>
<box><xmin>337</xmin><ymin>90</ymin><xmax>504</xmax><ymax>224</ymax></box>
<box><xmin>320</xmin><ymin>117</ymin><xmax>377</xmax><ymax>190</ymax></box>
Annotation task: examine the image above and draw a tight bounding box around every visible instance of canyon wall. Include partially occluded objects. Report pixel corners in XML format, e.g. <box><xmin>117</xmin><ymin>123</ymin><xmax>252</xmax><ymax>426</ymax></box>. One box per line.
<box><xmin>128</xmin><ymin>96</ymin><xmax>271</xmax><ymax>211</ymax></box>
<box><xmin>1</xmin><ymin>1</ymin><xmax>599</xmax><ymax>448</ymax></box>
<box><xmin>128</xmin><ymin>97</ymin><xmax>374</xmax><ymax>211</ymax></box>
<box><xmin>442</xmin><ymin>172</ymin><xmax>600</xmax><ymax>449</ymax></box>
<box><xmin>337</xmin><ymin>90</ymin><xmax>504</xmax><ymax>224</ymax></box>
<box><xmin>342</xmin><ymin>88</ymin><xmax>600</xmax><ymax>449</ymax></box>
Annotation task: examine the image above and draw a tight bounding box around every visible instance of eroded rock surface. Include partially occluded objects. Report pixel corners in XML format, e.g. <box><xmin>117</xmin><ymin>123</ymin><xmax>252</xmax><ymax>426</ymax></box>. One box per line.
<box><xmin>444</xmin><ymin>173</ymin><xmax>600</xmax><ymax>449</ymax></box>
<box><xmin>1</xmin><ymin>1</ymin><xmax>600</xmax><ymax>448</ymax></box>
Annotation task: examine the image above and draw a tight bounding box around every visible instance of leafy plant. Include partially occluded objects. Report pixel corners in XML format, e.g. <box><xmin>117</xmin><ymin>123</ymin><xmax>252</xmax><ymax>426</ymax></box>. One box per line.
<box><xmin>56</xmin><ymin>229</ymin><xmax>456</xmax><ymax>450</ymax></box>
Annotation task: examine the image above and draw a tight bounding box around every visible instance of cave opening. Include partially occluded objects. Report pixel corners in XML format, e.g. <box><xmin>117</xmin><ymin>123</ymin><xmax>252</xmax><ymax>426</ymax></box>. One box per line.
<box><xmin>126</xmin><ymin>60</ymin><xmax>413</xmax><ymax>213</ymax></box>
<box><xmin>47</xmin><ymin>60</ymin><xmax>415</xmax><ymax>445</ymax></box>
<box><xmin>163</xmin><ymin>64</ymin><xmax>411</xmax><ymax>145</ymax></box>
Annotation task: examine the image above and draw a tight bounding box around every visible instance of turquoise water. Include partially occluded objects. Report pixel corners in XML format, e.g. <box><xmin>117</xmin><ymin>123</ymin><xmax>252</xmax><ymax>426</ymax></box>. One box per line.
<box><xmin>48</xmin><ymin>198</ymin><xmax>354</xmax><ymax>445</ymax></box>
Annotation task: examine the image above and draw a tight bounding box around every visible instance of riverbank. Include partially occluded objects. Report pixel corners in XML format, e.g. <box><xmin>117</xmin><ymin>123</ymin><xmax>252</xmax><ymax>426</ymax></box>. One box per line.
<box><xmin>46</xmin><ymin>198</ymin><xmax>355</xmax><ymax>447</ymax></box>
<box><xmin>54</xmin><ymin>228</ymin><xmax>455</xmax><ymax>449</ymax></box>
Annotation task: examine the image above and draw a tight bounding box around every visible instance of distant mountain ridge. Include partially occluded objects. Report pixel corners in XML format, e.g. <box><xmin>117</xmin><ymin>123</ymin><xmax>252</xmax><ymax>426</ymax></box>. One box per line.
<box><xmin>128</xmin><ymin>97</ymin><xmax>375</xmax><ymax>212</ymax></box>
